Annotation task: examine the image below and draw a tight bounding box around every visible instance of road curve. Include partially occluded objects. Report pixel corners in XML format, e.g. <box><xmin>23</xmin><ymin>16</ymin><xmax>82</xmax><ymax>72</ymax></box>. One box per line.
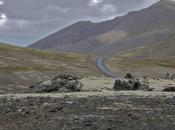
<box><xmin>96</xmin><ymin>57</ymin><xmax>119</xmax><ymax>78</ymax></box>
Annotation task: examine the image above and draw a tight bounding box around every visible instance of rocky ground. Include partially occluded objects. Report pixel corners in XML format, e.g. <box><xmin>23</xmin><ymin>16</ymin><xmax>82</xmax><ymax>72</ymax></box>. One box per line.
<box><xmin>0</xmin><ymin>92</ymin><xmax>175</xmax><ymax>130</ymax></box>
<box><xmin>1</xmin><ymin>75</ymin><xmax>175</xmax><ymax>130</ymax></box>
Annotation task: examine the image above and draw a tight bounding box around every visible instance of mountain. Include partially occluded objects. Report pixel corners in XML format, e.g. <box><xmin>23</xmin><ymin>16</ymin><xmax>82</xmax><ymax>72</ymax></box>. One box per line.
<box><xmin>29</xmin><ymin>18</ymin><xmax>128</xmax><ymax>52</ymax></box>
<box><xmin>0</xmin><ymin>43</ymin><xmax>100</xmax><ymax>93</ymax></box>
<box><xmin>30</xmin><ymin>0</ymin><xmax>175</xmax><ymax>56</ymax></box>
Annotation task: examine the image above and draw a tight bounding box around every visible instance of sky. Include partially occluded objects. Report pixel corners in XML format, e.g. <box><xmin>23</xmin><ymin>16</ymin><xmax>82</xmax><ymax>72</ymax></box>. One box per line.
<box><xmin>0</xmin><ymin>0</ymin><xmax>159</xmax><ymax>46</ymax></box>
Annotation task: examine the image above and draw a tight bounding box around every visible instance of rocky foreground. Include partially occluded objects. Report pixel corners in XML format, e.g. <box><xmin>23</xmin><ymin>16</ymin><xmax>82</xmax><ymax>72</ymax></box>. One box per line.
<box><xmin>0</xmin><ymin>92</ymin><xmax>175</xmax><ymax>130</ymax></box>
<box><xmin>1</xmin><ymin>74</ymin><xmax>175</xmax><ymax>130</ymax></box>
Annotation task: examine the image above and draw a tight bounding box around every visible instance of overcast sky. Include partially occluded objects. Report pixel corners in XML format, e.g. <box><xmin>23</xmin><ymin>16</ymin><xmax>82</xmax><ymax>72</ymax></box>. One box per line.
<box><xmin>0</xmin><ymin>0</ymin><xmax>159</xmax><ymax>46</ymax></box>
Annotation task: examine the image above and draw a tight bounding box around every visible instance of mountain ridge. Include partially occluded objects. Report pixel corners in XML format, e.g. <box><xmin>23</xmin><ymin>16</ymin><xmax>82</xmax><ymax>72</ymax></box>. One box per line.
<box><xmin>29</xmin><ymin>0</ymin><xmax>175</xmax><ymax>56</ymax></box>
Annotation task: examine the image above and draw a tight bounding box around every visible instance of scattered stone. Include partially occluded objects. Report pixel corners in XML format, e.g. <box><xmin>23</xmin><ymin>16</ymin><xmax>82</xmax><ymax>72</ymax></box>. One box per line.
<box><xmin>143</xmin><ymin>76</ymin><xmax>148</xmax><ymax>80</ymax></box>
<box><xmin>84</xmin><ymin>120</ymin><xmax>93</xmax><ymax>127</ymax></box>
<box><xmin>31</xmin><ymin>74</ymin><xmax>83</xmax><ymax>93</ymax></box>
<box><xmin>125</xmin><ymin>73</ymin><xmax>134</xmax><ymax>79</ymax></box>
<box><xmin>32</xmin><ymin>80</ymin><xmax>56</xmax><ymax>92</ymax></box>
<box><xmin>18</xmin><ymin>107</ymin><xmax>30</xmax><ymax>115</ymax></box>
<box><xmin>139</xmin><ymin>83</ymin><xmax>149</xmax><ymax>91</ymax></box>
<box><xmin>164</xmin><ymin>73</ymin><xmax>175</xmax><ymax>80</ymax></box>
<box><xmin>139</xmin><ymin>79</ymin><xmax>150</xmax><ymax>91</ymax></box>
<box><xmin>49</xmin><ymin>106</ymin><xmax>63</xmax><ymax>113</ymax></box>
<box><xmin>148</xmin><ymin>88</ymin><xmax>155</xmax><ymax>91</ymax></box>
<box><xmin>66</xmin><ymin>101</ymin><xmax>74</xmax><ymax>104</ymax></box>
<box><xmin>165</xmin><ymin>73</ymin><xmax>171</xmax><ymax>80</ymax></box>
<box><xmin>171</xmin><ymin>74</ymin><xmax>175</xmax><ymax>80</ymax></box>
<box><xmin>163</xmin><ymin>86</ymin><xmax>175</xmax><ymax>92</ymax></box>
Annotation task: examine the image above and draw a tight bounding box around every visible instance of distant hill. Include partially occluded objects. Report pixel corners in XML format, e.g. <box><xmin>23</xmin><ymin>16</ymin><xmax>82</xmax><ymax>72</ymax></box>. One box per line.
<box><xmin>0</xmin><ymin>43</ymin><xmax>99</xmax><ymax>93</ymax></box>
<box><xmin>30</xmin><ymin>0</ymin><xmax>175</xmax><ymax>56</ymax></box>
<box><xmin>106</xmin><ymin>36</ymin><xmax>175</xmax><ymax>78</ymax></box>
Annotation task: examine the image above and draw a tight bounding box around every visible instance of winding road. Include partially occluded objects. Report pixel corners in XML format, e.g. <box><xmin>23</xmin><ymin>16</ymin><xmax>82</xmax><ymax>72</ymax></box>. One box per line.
<box><xmin>96</xmin><ymin>57</ymin><xmax>119</xmax><ymax>78</ymax></box>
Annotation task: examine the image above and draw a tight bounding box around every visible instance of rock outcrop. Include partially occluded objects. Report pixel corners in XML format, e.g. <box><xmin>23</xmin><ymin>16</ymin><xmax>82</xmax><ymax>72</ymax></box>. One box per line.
<box><xmin>114</xmin><ymin>74</ymin><xmax>150</xmax><ymax>91</ymax></box>
<box><xmin>30</xmin><ymin>74</ymin><xmax>83</xmax><ymax>93</ymax></box>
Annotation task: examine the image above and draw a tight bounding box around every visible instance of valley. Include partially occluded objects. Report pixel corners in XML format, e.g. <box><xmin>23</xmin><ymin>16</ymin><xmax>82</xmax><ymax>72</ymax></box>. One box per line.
<box><xmin>0</xmin><ymin>0</ymin><xmax>175</xmax><ymax>130</ymax></box>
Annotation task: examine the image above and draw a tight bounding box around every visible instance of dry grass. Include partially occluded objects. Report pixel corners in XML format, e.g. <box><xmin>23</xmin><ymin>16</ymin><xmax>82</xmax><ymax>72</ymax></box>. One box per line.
<box><xmin>0</xmin><ymin>43</ymin><xmax>101</xmax><ymax>93</ymax></box>
<box><xmin>106</xmin><ymin>40</ymin><xmax>175</xmax><ymax>78</ymax></box>
<box><xmin>0</xmin><ymin>44</ymin><xmax>99</xmax><ymax>74</ymax></box>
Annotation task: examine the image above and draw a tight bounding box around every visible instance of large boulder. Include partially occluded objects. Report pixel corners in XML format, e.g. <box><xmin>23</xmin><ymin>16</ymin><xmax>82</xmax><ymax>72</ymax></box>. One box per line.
<box><xmin>114</xmin><ymin>78</ymin><xmax>150</xmax><ymax>91</ymax></box>
<box><xmin>30</xmin><ymin>74</ymin><xmax>83</xmax><ymax>93</ymax></box>
<box><xmin>114</xmin><ymin>78</ymin><xmax>140</xmax><ymax>91</ymax></box>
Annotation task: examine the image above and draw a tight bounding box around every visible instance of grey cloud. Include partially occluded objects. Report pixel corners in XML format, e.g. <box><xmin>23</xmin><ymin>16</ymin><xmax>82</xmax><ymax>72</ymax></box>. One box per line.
<box><xmin>0</xmin><ymin>0</ymin><xmax>159</xmax><ymax>46</ymax></box>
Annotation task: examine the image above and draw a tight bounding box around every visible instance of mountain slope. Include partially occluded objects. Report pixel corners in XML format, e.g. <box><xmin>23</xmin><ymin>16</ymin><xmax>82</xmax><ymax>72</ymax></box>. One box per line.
<box><xmin>30</xmin><ymin>0</ymin><xmax>175</xmax><ymax>55</ymax></box>
<box><xmin>106</xmin><ymin>35</ymin><xmax>175</xmax><ymax>78</ymax></box>
<box><xmin>29</xmin><ymin>19</ymin><xmax>126</xmax><ymax>51</ymax></box>
<box><xmin>69</xmin><ymin>0</ymin><xmax>175</xmax><ymax>54</ymax></box>
<box><xmin>0</xmin><ymin>43</ymin><xmax>100</xmax><ymax>93</ymax></box>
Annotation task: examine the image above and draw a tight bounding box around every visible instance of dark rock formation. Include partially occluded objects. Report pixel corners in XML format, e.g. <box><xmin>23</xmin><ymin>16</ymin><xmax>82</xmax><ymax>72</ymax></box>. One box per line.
<box><xmin>171</xmin><ymin>74</ymin><xmax>175</xmax><ymax>80</ymax></box>
<box><xmin>165</xmin><ymin>73</ymin><xmax>171</xmax><ymax>80</ymax></box>
<box><xmin>30</xmin><ymin>74</ymin><xmax>83</xmax><ymax>93</ymax></box>
<box><xmin>114</xmin><ymin>79</ymin><xmax>133</xmax><ymax>90</ymax></box>
<box><xmin>163</xmin><ymin>86</ymin><xmax>175</xmax><ymax>92</ymax></box>
<box><xmin>114</xmin><ymin>78</ymin><xmax>150</xmax><ymax>91</ymax></box>
<box><xmin>165</xmin><ymin>73</ymin><xmax>175</xmax><ymax>80</ymax></box>
<box><xmin>139</xmin><ymin>83</ymin><xmax>150</xmax><ymax>91</ymax></box>
<box><xmin>125</xmin><ymin>73</ymin><xmax>134</xmax><ymax>79</ymax></box>
<box><xmin>114</xmin><ymin>79</ymin><xmax>139</xmax><ymax>91</ymax></box>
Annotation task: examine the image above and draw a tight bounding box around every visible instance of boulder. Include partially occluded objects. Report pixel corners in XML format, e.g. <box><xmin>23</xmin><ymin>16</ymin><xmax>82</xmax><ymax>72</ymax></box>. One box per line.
<box><xmin>164</xmin><ymin>73</ymin><xmax>175</xmax><ymax>80</ymax></box>
<box><xmin>163</xmin><ymin>86</ymin><xmax>175</xmax><ymax>92</ymax></box>
<box><xmin>139</xmin><ymin>79</ymin><xmax>150</xmax><ymax>91</ymax></box>
<box><xmin>171</xmin><ymin>74</ymin><xmax>175</xmax><ymax>80</ymax></box>
<box><xmin>31</xmin><ymin>74</ymin><xmax>83</xmax><ymax>93</ymax></box>
<box><xmin>125</xmin><ymin>73</ymin><xmax>134</xmax><ymax>79</ymax></box>
<box><xmin>139</xmin><ymin>83</ymin><xmax>150</xmax><ymax>91</ymax></box>
<box><xmin>165</xmin><ymin>73</ymin><xmax>171</xmax><ymax>80</ymax></box>
<box><xmin>32</xmin><ymin>80</ymin><xmax>56</xmax><ymax>93</ymax></box>
<box><xmin>114</xmin><ymin>78</ymin><xmax>150</xmax><ymax>91</ymax></box>
<box><xmin>114</xmin><ymin>79</ymin><xmax>132</xmax><ymax>90</ymax></box>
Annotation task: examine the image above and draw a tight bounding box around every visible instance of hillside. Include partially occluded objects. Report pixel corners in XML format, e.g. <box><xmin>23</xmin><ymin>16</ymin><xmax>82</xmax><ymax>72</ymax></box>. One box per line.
<box><xmin>29</xmin><ymin>18</ymin><xmax>128</xmax><ymax>52</ymax></box>
<box><xmin>106</xmin><ymin>36</ymin><xmax>175</xmax><ymax>78</ymax></box>
<box><xmin>0</xmin><ymin>43</ymin><xmax>100</xmax><ymax>93</ymax></box>
<box><xmin>30</xmin><ymin>0</ymin><xmax>175</xmax><ymax>55</ymax></box>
